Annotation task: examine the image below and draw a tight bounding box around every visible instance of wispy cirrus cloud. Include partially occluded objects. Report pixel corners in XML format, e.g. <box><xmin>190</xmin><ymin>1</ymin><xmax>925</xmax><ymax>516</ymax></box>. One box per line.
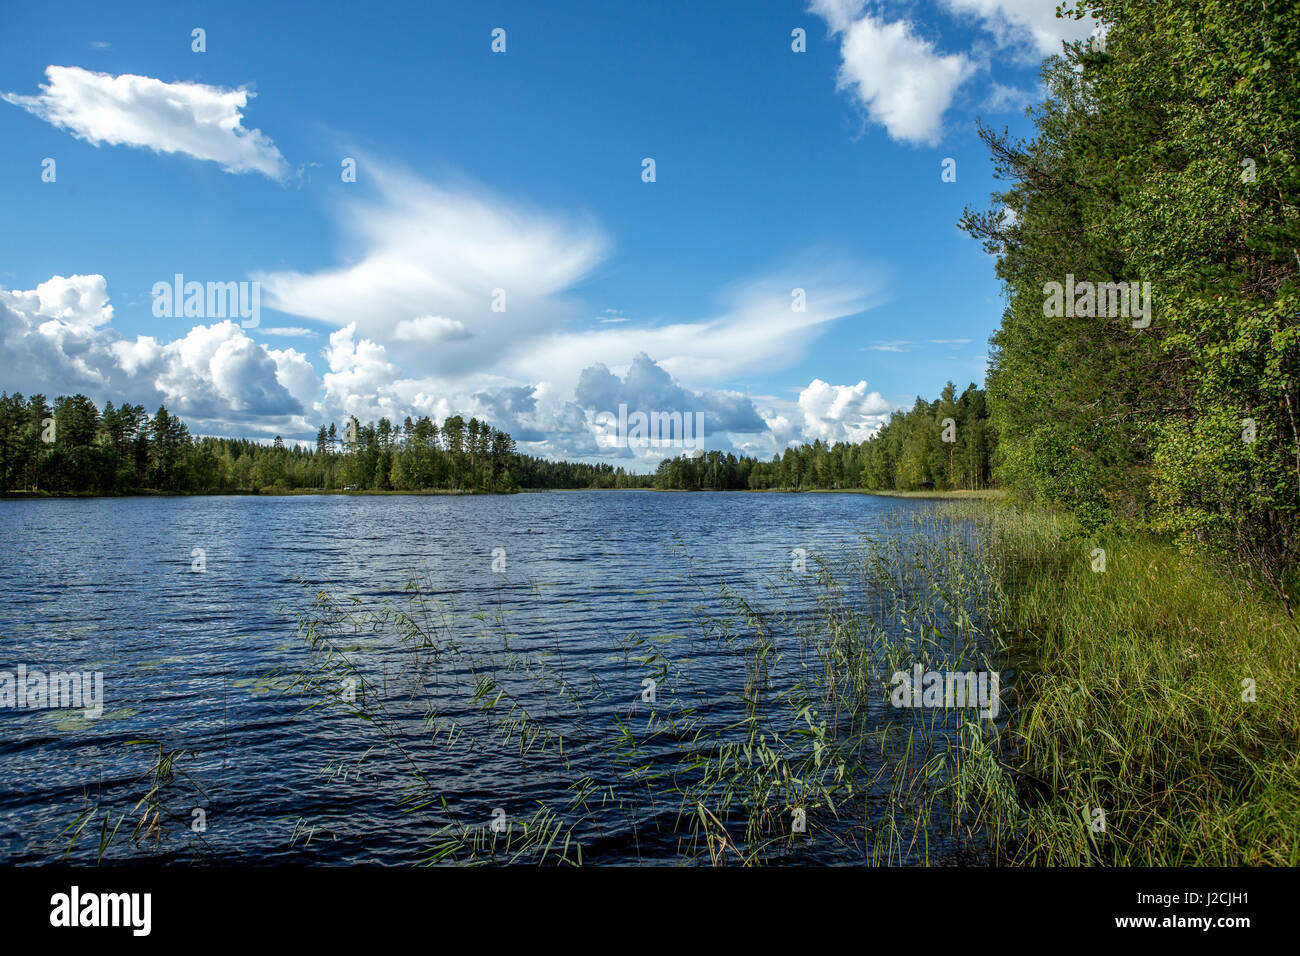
<box><xmin>865</xmin><ymin>339</ymin><xmax>912</xmax><ymax>352</ymax></box>
<box><xmin>2</xmin><ymin>65</ymin><xmax>287</xmax><ymax>179</ymax></box>
<box><xmin>258</xmin><ymin>161</ymin><xmax>609</xmax><ymax>376</ymax></box>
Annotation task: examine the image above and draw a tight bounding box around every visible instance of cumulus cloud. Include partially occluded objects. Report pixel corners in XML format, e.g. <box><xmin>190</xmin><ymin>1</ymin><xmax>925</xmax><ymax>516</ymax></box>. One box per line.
<box><xmin>392</xmin><ymin>315</ymin><xmax>472</xmax><ymax>343</ymax></box>
<box><xmin>471</xmin><ymin>383</ymin><xmax>599</xmax><ymax>453</ymax></box>
<box><xmin>319</xmin><ymin>322</ymin><xmax>400</xmax><ymax>424</ymax></box>
<box><xmin>254</xmin><ymin>160</ymin><xmax>886</xmax><ymax>453</ymax></box>
<box><xmin>576</xmin><ymin>354</ymin><xmax>764</xmax><ymax>431</ymax></box>
<box><xmin>1</xmin><ymin>275</ymin><xmax>904</xmax><ymax>460</ymax></box>
<box><xmin>2</xmin><ymin>66</ymin><xmax>287</xmax><ymax>179</ymax></box>
<box><xmin>298</xmin><ymin>253</ymin><xmax>886</xmax><ymax>460</ymax></box>
<box><xmin>809</xmin><ymin>2</ymin><xmax>1099</xmax><ymax>143</ymax></box>
<box><xmin>808</xmin><ymin>0</ymin><xmax>867</xmax><ymax>33</ymax></box>
<box><xmin>798</xmin><ymin>379</ymin><xmax>891</xmax><ymax>443</ymax></box>
<box><xmin>112</xmin><ymin>322</ymin><xmax>312</xmax><ymax>419</ymax></box>
<box><xmin>811</xmin><ymin>3</ymin><xmax>976</xmax><ymax>146</ymax></box>
<box><xmin>0</xmin><ymin>275</ymin><xmax>316</xmax><ymax>434</ymax></box>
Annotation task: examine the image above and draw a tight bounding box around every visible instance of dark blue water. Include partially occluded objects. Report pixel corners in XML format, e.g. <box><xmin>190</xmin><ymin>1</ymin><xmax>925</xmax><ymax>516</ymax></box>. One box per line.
<box><xmin>0</xmin><ymin>490</ymin><xmax>962</xmax><ymax>865</ymax></box>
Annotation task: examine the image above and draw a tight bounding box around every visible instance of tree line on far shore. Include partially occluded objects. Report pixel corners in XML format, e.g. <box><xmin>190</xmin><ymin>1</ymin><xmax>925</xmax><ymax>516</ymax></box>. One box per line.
<box><xmin>0</xmin><ymin>381</ymin><xmax>989</xmax><ymax>496</ymax></box>
<box><xmin>0</xmin><ymin>396</ymin><xmax>527</xmax><ymax>494</ymax></box>
<box><xmin>649</xmin><ymin>382</ymin><xmax>993</xmax><ymax>491</ymax></box>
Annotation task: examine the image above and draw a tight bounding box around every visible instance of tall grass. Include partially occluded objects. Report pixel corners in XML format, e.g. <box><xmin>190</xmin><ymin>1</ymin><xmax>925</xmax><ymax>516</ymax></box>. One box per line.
<box><xmin>970</xmin><ymin>502</ymin><xmax>1300</xmax><ymax>865</ymax></box>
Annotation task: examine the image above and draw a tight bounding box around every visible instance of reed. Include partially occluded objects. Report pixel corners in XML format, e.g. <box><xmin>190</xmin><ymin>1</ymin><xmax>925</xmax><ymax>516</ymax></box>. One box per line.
<box><xmin>967</xmin><ymin>501</ymin><xmax>1300</xmax><ymax>865</ymax></box>
<box><xmin>62</xmin><ymin>501</ymin><xmax>1297</xmax><ymax>866</ymax></box>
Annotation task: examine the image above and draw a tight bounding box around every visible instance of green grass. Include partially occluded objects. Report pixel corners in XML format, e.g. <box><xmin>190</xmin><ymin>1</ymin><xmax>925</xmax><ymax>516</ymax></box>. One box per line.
<box><xmin>857</xmin><ymin>488</ymin><xmax>1004</xmax><ymax>500</ymax></box>
<box><xmin>969</xmin><ymin>502</ymin><xmax>1300</xmax><ymax>865</ymax></box>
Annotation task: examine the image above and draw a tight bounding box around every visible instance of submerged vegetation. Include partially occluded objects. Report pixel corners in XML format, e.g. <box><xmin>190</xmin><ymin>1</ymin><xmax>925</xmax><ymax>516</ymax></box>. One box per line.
<box><xmin>271</xmin><ymin>512</ymin><xmax>1008</xmax><ymax>866</ymax></box>
<box><xmin>273</xmin><ymin>504</ymin><xmax>1298</xmax><ymax>866</ymax></box>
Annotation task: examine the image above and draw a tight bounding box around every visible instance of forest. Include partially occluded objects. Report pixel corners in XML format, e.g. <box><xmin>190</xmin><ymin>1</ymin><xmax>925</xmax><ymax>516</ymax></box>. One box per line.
<box><xmin>960</xmin><ymin>0</ymin><xmax>1298</xmax><ymax>596</ymax></box>
<box><xmin>0</xmin><ymin>397</ymin><xmax>527</xmax><ymax>494</ymax></box>
<box><xmin>649</xmin><ymin>382</ymin><xmax>992</xmax><ymax>490</ymax></box>
<box><xmin>0</xmin><ymin>381</ymin><xmax>989</xmax><ymax>496</ymax></box>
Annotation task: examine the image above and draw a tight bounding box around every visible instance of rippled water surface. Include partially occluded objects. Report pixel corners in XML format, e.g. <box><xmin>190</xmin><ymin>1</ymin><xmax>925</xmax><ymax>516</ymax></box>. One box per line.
<box><xmin>0</xmin><ymin>490</ymin><xmax>954</xmax><ymax>864</ymax></box>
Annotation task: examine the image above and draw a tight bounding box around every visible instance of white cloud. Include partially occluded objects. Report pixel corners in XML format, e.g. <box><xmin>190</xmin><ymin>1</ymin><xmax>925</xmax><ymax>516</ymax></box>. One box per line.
<box><xmin>798</xmin><ymin>379</ymin><xmax>892</xmax><ymax>443</ymax></box>
<box><xmin>2</xmin><ymin>66</ymin><xmax>287</xmax><ymax>179</ymax></box>
<box><xmin>392</xmin><ymin>314</ymin><xmax>471</xmax><ymax>343</ymax></box>
<box><xmin>258</xmin><ymin>162</ymin><xmax>608</xmax><ymax>375</ymax></box>
<box><xmin>320</xmin><ymin>323</ymin><xmax>399</xmax><ymax>422</ymax></box>
<box><xmin>811</xmin><ymin>4</ymin><xmax>977</xmax><ymax>146</ymax></box>
<box><xmin>512</xmin><ymin>263</ymin><xmax>885</xmax><ymax>403</ymax></box>
<box><xmin>257</xmin><ymin>163</ymin><xmax>886</xmax><ymax>448</ymax></box>
<box><xmin>118</xmin><ymin>321</ymin><xmax>314</xmax><ymax>418</ymax></box>
<box><xmin>0</xmin><ymin>272</ymin><xmax>905</xmax><ymax>461</ymax></box>
<box><xmin>866</xmin><ymin>339</ymin><xmax>912</xmax><ymax>352</ymax></box>
<box><xmin>0</xmin><ymin>275</ymin><xmax>316</xmax><ymax>434</ymax></box>
<box><xmin>808</xmin><ymin>0</ymin><xmax>867</xmax><ymax>33</ymax></box>
<box><xmin>809</xmin><ymin>2</ymin><xmax>1100</xmax><ymax>142</ymax></box>
<box><xmin>982</xmin><ymin>81</ymin><xmax>1039</xmax><ymax>113</ymax></box>
<box><xmin>941</xmin><ymin>0</ymin><xmax>1096</xmax><ymax>57</ymax></box>
<box><xmin>3</xmin><ymin>273</ymin><xmax>114</xmax><ymax>333</ymax></box>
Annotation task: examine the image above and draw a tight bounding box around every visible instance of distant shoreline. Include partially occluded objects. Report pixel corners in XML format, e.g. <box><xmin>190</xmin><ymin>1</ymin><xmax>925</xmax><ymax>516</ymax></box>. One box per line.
<box><xmin>0</xmin><ymin>486</ymin><xmax>1003</xmax><ymax>501</ymax></box>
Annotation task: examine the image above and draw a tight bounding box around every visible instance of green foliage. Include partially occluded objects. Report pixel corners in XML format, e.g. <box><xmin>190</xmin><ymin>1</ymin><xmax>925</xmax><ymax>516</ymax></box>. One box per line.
<box><xmin>974</xmin><ymin>502</ymin><xmax>1300</xmax><ymax>865</ymax></box>
<box><xmin>0</xmin><ymin>391</ymin><xmax>526</xmax><ymax>495</ymax></box>
<box><xmin>962</xmin><ymin>0</ymin><xmax>1299</xmax><ymax>590</ymax></box>
<box><xmin>649</xmin><ymin>382</ymin><xmax>994</xmax><ymax>492</ymax></box>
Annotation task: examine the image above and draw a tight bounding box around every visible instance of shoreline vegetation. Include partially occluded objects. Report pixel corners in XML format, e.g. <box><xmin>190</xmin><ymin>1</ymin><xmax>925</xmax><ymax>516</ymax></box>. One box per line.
<box><xmin>0</xmin><ymin>379</ymin><xmax>994</xmax><ymax>497</ymax></box>
<box><xmin>1</xmin><ymin>485</ymin><xmax>1002</xmax><ymax>500</ymax></box>
<box><xmin>274</xmin><ymin>501</ymin><xmax>1291</xmax><ymax>865</ymax></box>
<box><xmin>975</xmin><ymin>502</ymin><xmax>1298</xmax><ymax>864</ymax></box>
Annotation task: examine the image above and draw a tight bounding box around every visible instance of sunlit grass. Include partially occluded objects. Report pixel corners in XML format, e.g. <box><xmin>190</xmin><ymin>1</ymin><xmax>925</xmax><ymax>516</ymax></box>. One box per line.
<box><xmin>969</xmin><ymin>501</ymin><xmax>1300</xmax><ymax>865</ymax></box>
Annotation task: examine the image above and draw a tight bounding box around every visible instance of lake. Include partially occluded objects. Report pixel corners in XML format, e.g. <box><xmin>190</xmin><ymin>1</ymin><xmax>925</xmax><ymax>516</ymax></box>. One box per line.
<box><xmin>0</xmin><ymin>490</ymin><xmax>989</xmax><ymax>865</ymax></box>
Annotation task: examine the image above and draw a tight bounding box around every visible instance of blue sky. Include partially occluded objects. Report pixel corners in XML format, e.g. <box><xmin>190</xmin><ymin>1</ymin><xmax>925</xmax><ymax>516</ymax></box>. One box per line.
<box><xmin>0</xmin><ymin>0</ymin><xmax>1097</xmax><ymax>466</ymax></box>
